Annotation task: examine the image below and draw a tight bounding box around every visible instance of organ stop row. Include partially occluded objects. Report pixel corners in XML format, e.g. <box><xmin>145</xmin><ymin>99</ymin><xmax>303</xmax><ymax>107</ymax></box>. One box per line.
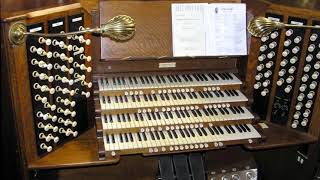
<box><xmin>1</xmin><ymin>0</ymin><xmax>320</xmax><ymax>179</ymax></box>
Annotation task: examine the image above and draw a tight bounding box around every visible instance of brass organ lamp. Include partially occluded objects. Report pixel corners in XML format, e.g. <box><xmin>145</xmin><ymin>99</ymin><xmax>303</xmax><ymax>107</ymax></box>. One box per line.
<box><xmin>247</xmin><ymin>16</ymin><xmax>320</xmax><ymax>37</ymax></box>
<box><xmin>8</xmin><ymin>15</ymin><xmax>136</xmax><ymax>45</ymax></box>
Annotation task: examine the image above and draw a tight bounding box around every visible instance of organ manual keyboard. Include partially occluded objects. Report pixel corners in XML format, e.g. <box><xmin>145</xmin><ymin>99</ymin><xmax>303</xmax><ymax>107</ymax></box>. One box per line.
<box><xmin>94</xmin><ymin>72</ymin><xmax>262</xmax><ymax>159</ymax></box>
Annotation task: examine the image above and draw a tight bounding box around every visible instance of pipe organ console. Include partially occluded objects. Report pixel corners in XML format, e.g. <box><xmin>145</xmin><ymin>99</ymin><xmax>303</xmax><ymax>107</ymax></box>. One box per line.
<box><xmin>1</xmin><ymin>0</ymin><xmax>320</xmax><ymax>180</ymax></box>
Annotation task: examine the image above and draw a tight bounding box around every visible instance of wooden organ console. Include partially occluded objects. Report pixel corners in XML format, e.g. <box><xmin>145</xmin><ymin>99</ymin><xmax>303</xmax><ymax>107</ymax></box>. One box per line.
<box><xmin>1</xmin><ymin>0</ymin><xmax>320</xmax><ymax>180</ymax></box>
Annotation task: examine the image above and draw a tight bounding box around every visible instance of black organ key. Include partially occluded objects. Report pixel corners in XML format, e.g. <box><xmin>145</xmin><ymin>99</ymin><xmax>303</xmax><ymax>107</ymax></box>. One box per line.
<box><xmin>122</xmin><ymin>114</ymin><xmax>126</xmax><ymax>122</ymax></box>
<box><xmin>212</xmin><ymin>126</ymin><xmax>220</xmax><ymax>134</ymax></box>
<box><xmin>172</xmin><ymin>130</ymin><xmax>178</xmax><ymax>138</ymax></box>
<box><xmin>208</xmin><ymin>127</ymin><xmax>215</xmax><ymax>135</ymax></box>
<box><xmin>176</xmin><ymin>93</ymin><xmax>182</xmax><ymax>99</ymax></box>
<box><xmin>224</xmin><ymin>126</ymin><xmax>231</xmax><ymax>134</ymax></box>
<box><xmin>167</xmin><ymin>75</ymin><xmax>173</xmax><ymax>83</ymax></box>
<box><xmin>133</xmin><ymin>77</ymin><xmax>138</xmax><ymax>84</ymax></box>
<box><xmin>153</xmin><ymin>94</ymin><xmax>158</xmax><ymax>101</ymax></box>
<box><xmin>129</xmin><ymin>77</ymin><xmax>133</xmax><ymax>84</ymax></box>
<box><xmin>129</xmin><ymin>133</ymin><xmax>134</xmax><ymax>142</ymax></box>
<box><xmin>156</xmin><ymin>75</ymin><xmax>162</xmax><ymax>83</ymax></box>
<box><xmin>142</xmin><ymin>132</ymin><xmax>147</xmax><ymax>141</ymax></box>
<box><xmin>218</xmin><ymin>108</ymin><xmax>225</xmax><ymax>115</ymax></box>
<box><xmin>230</xmin><ymin>107</ymin><xmax>236</xmax><ymax>114</ymax></box>
<box><xmin>179</xmin><ymin>129</ymin><xmax>186</xmax><ymax>138</ymax></box>
<box><xmin>151</xmin><ymin>112</ymin><xmax>156</xmax><ymax>120</ymax></box>
<box><xmin>218</xmin><ymin>91</ymin><xmax>224</xmax><ymax>97</ymax></box>
<box><xmin>172</xmin><ymin>93</ymin><xmax>177</xmax><ymax>100</ymax></box>
<box><xmin>137</xmin><ymin>133</ymin><xmax>142</xmax><ymax>141</ymax></box>
<box><xmin>232</xmin><ymin>90</ymin><xmax>239</xmax><ymax>96</ymax></box>
<box><xmin>200</xmin><ymin>128</ymin><xmax>207</xmax><ymax>136</ymax></box>
<box><xmin>150</xmin><ymin>132</ymin><xmax>155</xmax><ymax>140</ymax></box>
<box><xmin>188</xmin><ymin>129</ymin><xmax>195</xmax><ymax>137</ymax></box>
<box><xmin>124</xmin><ymin>133</ymin><xmax>129</xmax><ymax>142</ymax></box>
<box><xmin>224</xmin><ymin>108</ymin><xmax>230</xmax><ymax>114</ymax></box>
<box><xmin>239</xmin><ymin>124</ymin><xmax>247</xmax><ymax>132</ymax></box>
<box><xmin>168</xmin><ymin>131</ymin><xmax>173</xmax><ymax>139</ymax></box>
<box><xmin>184</xmin><ymin>110</ymin><xmax>191</xmax><ymax>117</ymax></box>
<box><xmin>235</xmin><ymin>125</ymin><xmax>243</xmax><ymax>133</ymax></box>
<box><xmin>168</xmin><ymin>111</ymin><xmax>173</xmax><ymax>119</ymax></box>
<box><xmin>213</xmin><ymin>91</ymin><xmax>220</xmax><ymax>97</ymax></box>
<box><xmin>182</xmin><ymin>74</ymin><xmax>189</xmax><ymax>82</ymax></box>
<box><xmin>175</xmin><ymin>111</ymin><xmax>181</xmax><ymax>118</ymax></box>
<box><xmin>186</xmin><ymin>92</ymin><xmax>193</xmax><ymax>99</ymax></box>
<box><xmin>119</xmin><ymin>133</ymin><xmax>124</xmax><ymax>142</ymax></box>
<box><xmin>164</xmin><ymin>93</ymin><xmax>170</xmax><ymax>100</ymax></box>
<box><xmin>144</xmin><ymin>76</ymin><xmax>150</xmax><ymax>84</ymax></box>
<box><xmin>191</xmin><ymin>74</ymin><xmax>198</xmax><ymax>81</ymax></box>
<box><xmin>202</xmin><ymin>74</ymin><xmax>208</xmax><ymax>81</ymax></box>
<box><xmin>228</xmin><ymin>125</ymin><xmax>236</xmax><ymax>133</ymax></box>
<box><xmin>126</xmin><ymin>114</ymin><xmax>131</xmax><ymax>122</ymax></box>
<box><xmin>139</xmin><ymin>113</ymin><xmax>144</xmax><ymax>121</ymax></box>
<box><xmin>132</xmin><ymin>95</ymin><xmax>136</xmax><ymax>102</ymax></box>
<box><xmin>146</xmin><ymin>113</ymin><xmax>151</xmax><ymax>120</ymax></box>
<box><xmin>218</xmin><ymin>73</ymin><xmax>226</xmax><ymax>80</ymax></box>
<box><xmin>239</xmin><ymin>106</ymin><xmax>245</xmax><ymax>113</ymax></box>
<box><xmin>243</xmin><ymin>124</ymin><xmax>251</xmax><ymax>132</ymax></box>
<box><xmin>225</xmin><ymin>90</ymin><xmax>231</xmax><ymax>96</ymax></box>
<box><xmin>171</xmin><ymin>75</ymin><xmax>177</xmax><ymax>82</ymax></box>
<box><xmin>106</xmin><ymin>136</ymin><xmax>110</xmax><ymax>144</ymax></box>
<box><xmin>226</xmin><ymin>73</ymin><xmax>233</xmax><ymax>79</ymax></box>
<box><xmin>163</xmin><ymin>112</ymin><xmax>169</xmax><ymax>119</ymax></box>
<box><xmin>140</xmin><ymin>76</ymin><xmax>145</xmax><ymax>84</ymax></box>
<box><xmin>112</xmin><ymin>135</ymin><xmax>115</xmax><ymax>143</ymax></box>
<box><xmin>183</xmin><ymin>129</ymin><xmax>190</xmax><ymax>137</ymax></box>
<box><xmin>160</xmin><ymin>76</ymin><xmax>166</xmax><ymax>83</ymax></box>
<box><xmin>176</xmin><ymin>75</ymin><xmax>182</xmax><ymax>82</ymax></box>
<box><xmin>217</xmin><ymin>126</ymin><xmax>224</xmax><ymax>134</ymax></box>
<box><xmin>155</xmin><ymin>131</ymin><xmax>160</xmax><ymax>140</ymax></box>
<box><xmin>180</xmin><ymin>110</ymin><xmax>186</xmax><ymax>118</ymax></box>
<box><xmin>196</xmin><ymin>128</ymin><xmax>203</xmax><ymax>136</ymax></box>
<box><xmin>160</xmin><ymin>131</ymin><xmax>165</xmax><ymax>139</ymax></box>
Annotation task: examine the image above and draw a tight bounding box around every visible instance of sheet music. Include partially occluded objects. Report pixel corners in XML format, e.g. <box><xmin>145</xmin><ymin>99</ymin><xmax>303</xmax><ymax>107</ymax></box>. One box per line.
<box><xmin>172</xmin><ymin>3</ymin><xmax>247</xmax><ymax>57</ymax></box>
<box><xmin>171</xmin><ymin>3</ymin><xmax>206</xmax><ymax>57</ymax></box>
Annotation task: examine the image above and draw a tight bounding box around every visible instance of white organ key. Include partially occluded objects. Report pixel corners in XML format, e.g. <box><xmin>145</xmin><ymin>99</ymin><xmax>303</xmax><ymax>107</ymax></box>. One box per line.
<box><xmin>31</xmin><ymin>59</ymin><xmax>53</xmax><ymax>70</ymax></box>
<box><xmin>58</xmin><ymin>117</ymin><xmax>77</xmax><ymax>127</ymax></box>
<box><xmin>33</xmin><ymin>83</ymin><xmax>55</xmax><ymax>94</ymax></box>
<box><xmin>34</xmin><ymin>94</ymin><xmax>48</xmax><ymax>103</ymax></box>
<box><xmin>59</xmin><ymin>128</ymin><xmax>78</xmax><ymax>137</ymax></box>
<box><xmin>44</xmin><ymin>102</ymin><xmax>57</xmax><ymax>111</ymax></box>
<box><xmin>40</xmin><ymin>143</ymin><xmax>52</xmax><ymax>152</ymax></box>
<box><xmin>32</xmin><ymin>71</ymin><xmax>54</xmax><ymax>82</ymax></box>
<box><xmin>39</xmin><ymin>133</ymin><xmax>59</xmax><ymax>143</ymax></box>
<box><xmin>55</xmin><ymin>75</ymin><xmax>74</xmax><ymax>85</ymax></box>
<box><xmin>78</xmin><ymin>35</ymin><xmax>91</xmax><ymax>45</ymax></box>
<box><xmin>56</xmin><ymin>97</ymin><xmax>76</xmax><ymax>107</ymax></box>
<box><xmin>81</xmin><ymin>80</ymin><xmax>93</xmax><ymax>88</ymax></box>
<box><xmin>37</xmin><ymin>122</ymin><xmax>58</xmax><ymax>132</ymax></box>
<box><xmin>73</xmin><ymin>45</ymin><xmax>85</xmax><ymax>56</ymax></box>
<box><xmin>73</xmin><ymin>62</ymin><xmax>92</xmax><ymax>72</ymax></box>
<box><xmin>53</xmin><ymin>52</ymin><xmax>73</xmax><ymax>63</ymax></box>
<box><xmin>38</xmin><ymin>37</ymin><xmax>52</xmax><ymax>45</ymax></box>
<box><xmin>57</xmin><ymin>107</ymin><xmax>76</xmax><ymax>117</ymax></box>
<box><xmin>36</xmin><ymin>111</ymin><xmax>57</xmax><ymax>122</ymax></box>
<box><xmin>80</xmin><ymin>54</ymin><xmax>92</xmax><ymax>62</ymax></box>
<box><xmin>55</xmin><ymin>86</ymin><xmax>75</xmax><ymax>96</ymax></box>
<box><xmin>75</xmin><ymin>88</ymin><xmax>91</xmax><ymax>98</ymax></box>
<box><xmin>54</xmin><ymin>63</ymin><xmax>74</xmax><ymax>74</ymax></box>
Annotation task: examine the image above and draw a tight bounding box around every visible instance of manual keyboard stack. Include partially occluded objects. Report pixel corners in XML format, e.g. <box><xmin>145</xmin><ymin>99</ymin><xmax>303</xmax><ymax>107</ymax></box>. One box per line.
<box><xmin>94</xmin><ymin>72</ymin><xmax>262</xmax><ymax>160</ymax></box>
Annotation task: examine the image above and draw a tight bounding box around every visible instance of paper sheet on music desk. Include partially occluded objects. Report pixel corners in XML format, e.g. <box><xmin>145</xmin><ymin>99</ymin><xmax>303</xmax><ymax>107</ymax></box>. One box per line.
<box><xmin>171</xmin><ymin>3</ymin><xmax>247</xmax><ymax>57</ymax></box>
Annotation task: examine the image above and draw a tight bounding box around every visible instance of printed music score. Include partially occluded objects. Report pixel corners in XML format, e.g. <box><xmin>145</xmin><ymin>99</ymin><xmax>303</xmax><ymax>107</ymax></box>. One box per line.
<box><xmin>171</xmin><ymin>3</ymin><xmax>247</xmax><ymax>57</ymax></box>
